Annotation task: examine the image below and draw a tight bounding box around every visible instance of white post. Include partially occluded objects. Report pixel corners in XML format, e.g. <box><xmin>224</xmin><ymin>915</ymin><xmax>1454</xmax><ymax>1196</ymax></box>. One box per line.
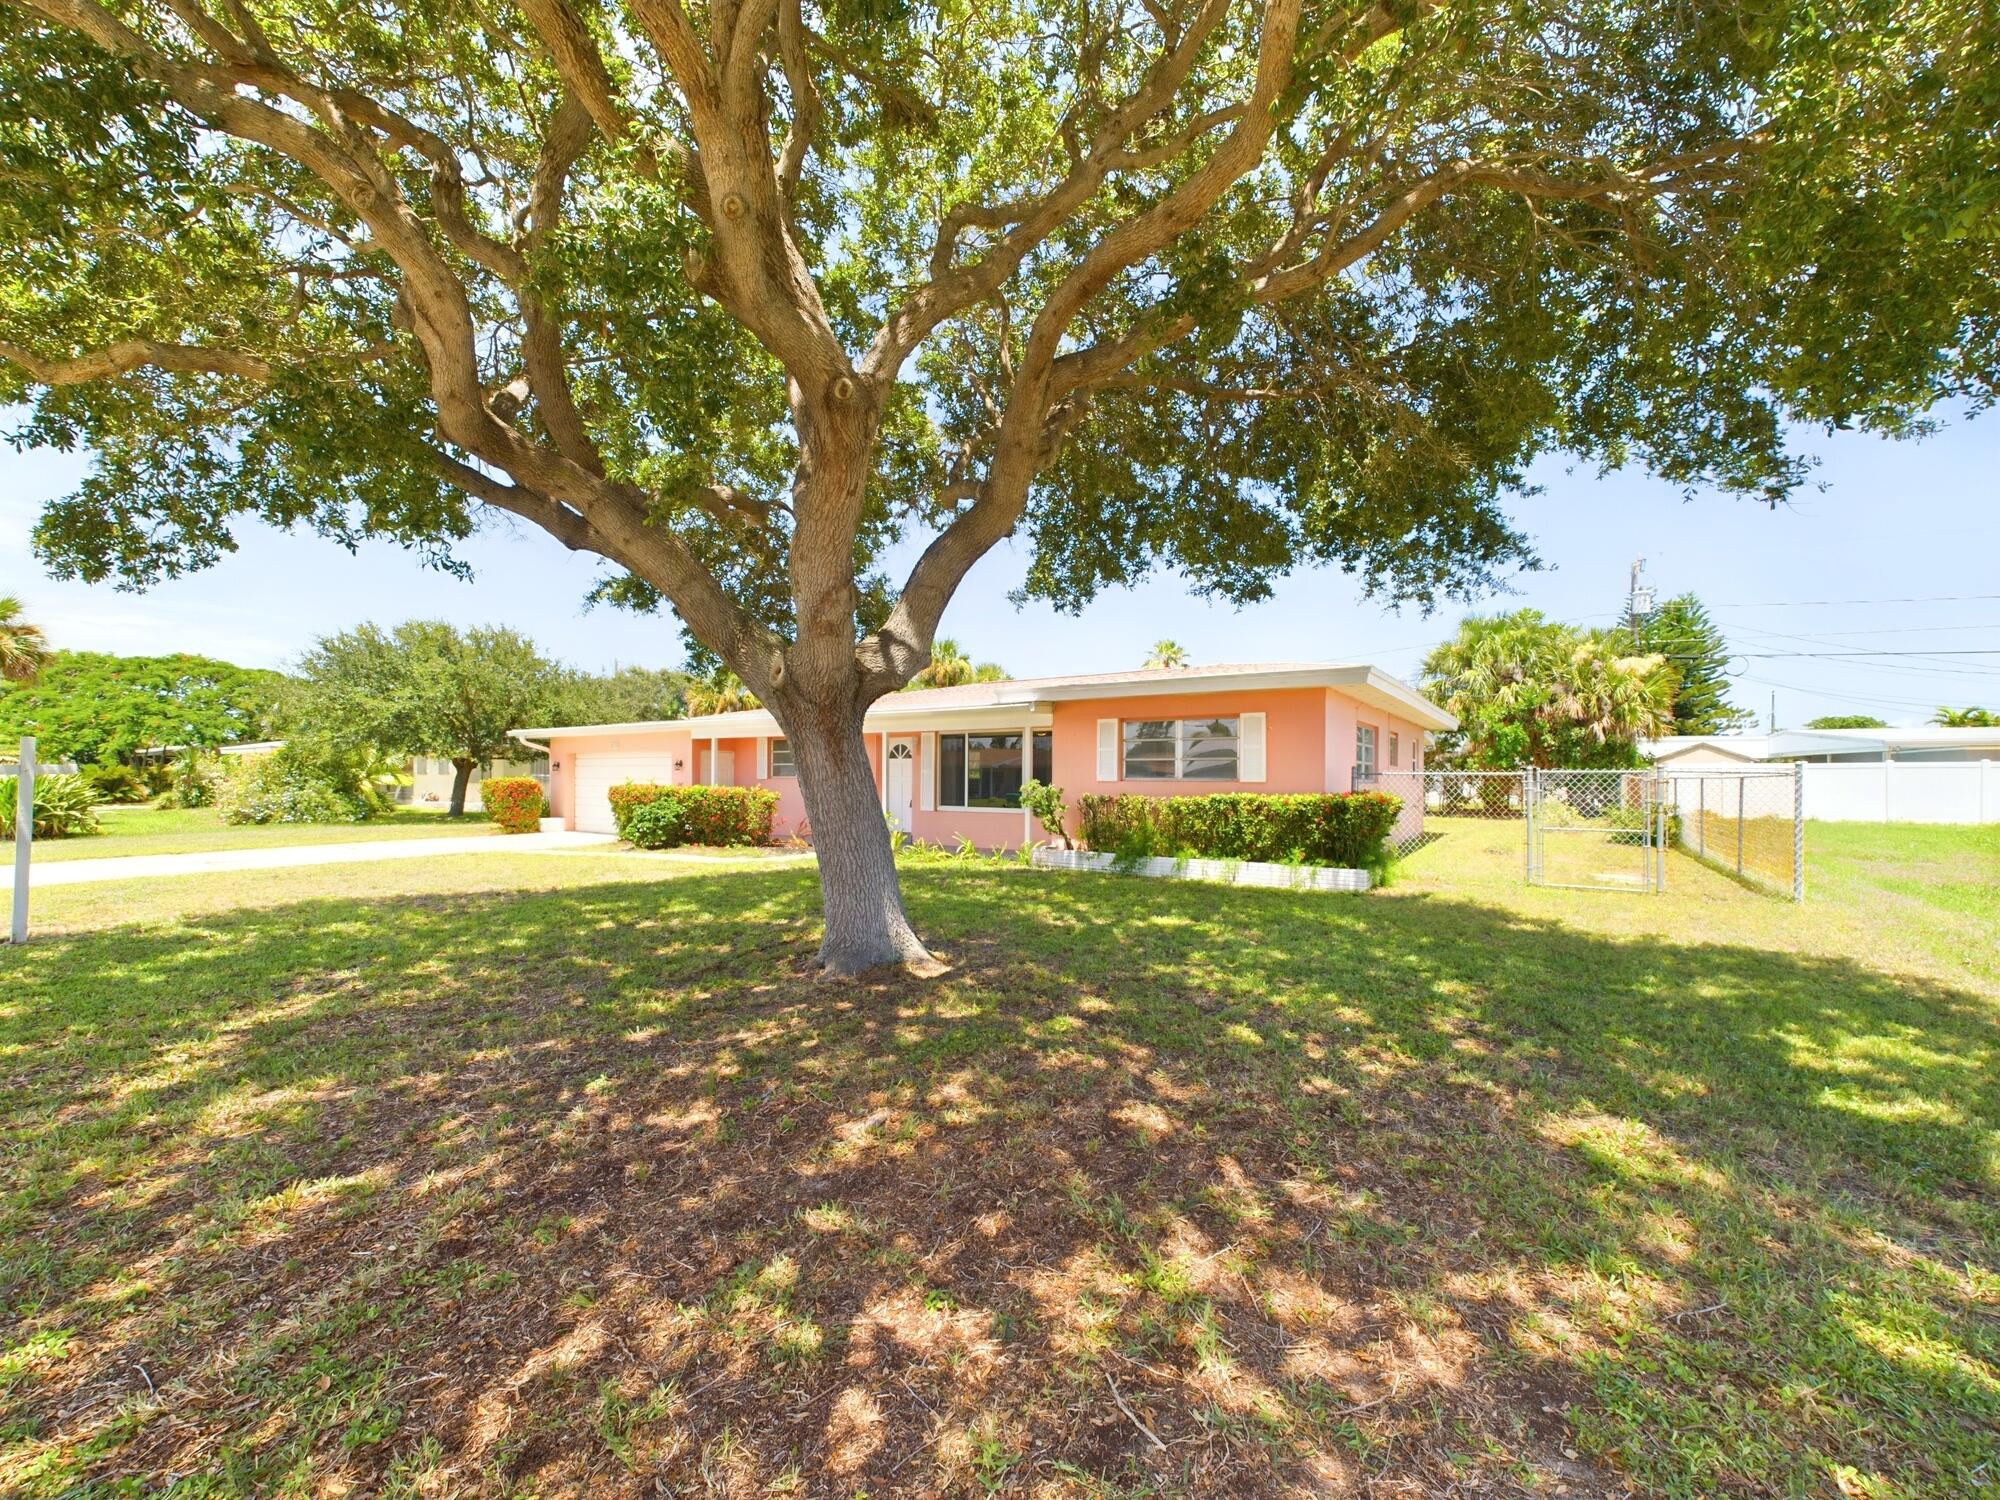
<box><xmin>878</xmin><ymin>731</ymin><xmax>889</xmax><ymax>813</ymax></box>
<box><xmin>1022</xmin><ymin>715</ymin><xmax>1034</xmax><ymax>848</ymax></box>
<box><xmin>707</xmin><ymin>735</ymin><xmax>718</xmax><ymax>785</ymax></box>
<box><xmin>1793</xmin><ymin>760</ymin><xmax>1805</xmax><ymax>903</ymax></box>
<box><xmin>10</xmin><ymin>735</ymin><xmax>32</xmax><ymax>945</ymax></box>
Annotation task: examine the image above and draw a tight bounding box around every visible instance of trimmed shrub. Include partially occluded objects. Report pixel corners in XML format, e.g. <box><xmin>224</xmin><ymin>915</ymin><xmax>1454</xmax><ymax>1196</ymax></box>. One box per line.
<box><xmin>607</xmin><ymin>782</ymin><xmax>777</xmax><ymax>846</ymax></box>
<box><xmin>481</xmin><ymin>776</ymin><xmax>546</xmax><ymax>834</ymax></box>
<box><xmin>80</xmin><ymin>762</ymin><xmax>149</xmax><ymax>803</ymax></box>
<box><xmin>624</xmin><ymin>800</ymin><xmax>685</xmax><ymax>849</ymax></box>
<box><xmin>159</xmin><ymin>750</ymin><xmax>220</xmax><ymax>809</ymax></box>
<box><xmin>1074</xmin><ymin>791</ymin><xmax>1401</xmax><ymax>871</ymax></box>
<box><xmin>1</xmin><ymin>774</ymin><xmax>104</xmax><ymax>840</ymax></box>
<box><xmin>217</xmin><ymin>747</ymin><xmax>365</xmax><ymax>825</ymax></box>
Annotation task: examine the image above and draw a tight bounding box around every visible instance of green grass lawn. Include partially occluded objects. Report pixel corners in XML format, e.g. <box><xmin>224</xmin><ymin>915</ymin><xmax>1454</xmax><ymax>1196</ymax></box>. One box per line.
<box><xmin>0</xmin><ymin>823</ymin><xmax>1993</xmax><ymax>1497</ymax></box>
<box><xmin>8</xmin><ymin>803</ymin><xmax>496</xmax><ymax>863</ymax></box>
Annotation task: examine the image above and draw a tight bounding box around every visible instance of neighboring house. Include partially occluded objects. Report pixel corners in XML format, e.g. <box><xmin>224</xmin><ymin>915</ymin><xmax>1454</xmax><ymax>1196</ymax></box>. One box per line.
<box><xmin>512</xmin><ymin>661</ymin><xmax>1455</xmax><ymax>847</ymax></box>
<box><xmin>403</xmin><ymin>754</ymin><xmax>548</xmax><ymax>812</ymax></box>
<box><xmin>218</xmin><ymin>741</ymin><xmax>549</xmax><ymax>811</ymax></box>
<box><xmin>1645</xmin><ymin>727</ymin><xmax>2000</xmax><ymax>766</ymax></box>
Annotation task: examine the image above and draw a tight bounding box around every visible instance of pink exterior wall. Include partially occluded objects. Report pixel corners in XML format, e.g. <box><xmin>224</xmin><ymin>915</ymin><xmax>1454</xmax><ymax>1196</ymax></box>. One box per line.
<box><xmin>542</xmin><ymin>685</ymin><xmax>1432</xmax><ymax>847</ymax></box>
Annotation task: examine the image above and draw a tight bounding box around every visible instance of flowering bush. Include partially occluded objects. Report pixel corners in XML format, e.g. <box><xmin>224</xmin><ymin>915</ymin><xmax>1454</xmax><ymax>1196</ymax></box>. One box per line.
<box><xmin>481</xmin><ymin>776</ymin><xmax>546</xmax><ymax>833</ymax></box>
<box><xmin>1073</xmin><ymin>791</ymin><xmax>1402</xmax><ymax>871</ymax></box>
<box><xmin>607</xmin><ymin>782</ymin><xmax>777</xmax><ymax>846</ymax></box>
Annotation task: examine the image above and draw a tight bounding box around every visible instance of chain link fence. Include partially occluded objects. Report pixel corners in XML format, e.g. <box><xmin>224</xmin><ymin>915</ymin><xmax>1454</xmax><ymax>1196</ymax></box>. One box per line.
<box><xmin>1657</xmin><ymin>765</ymin><xmax>1804</xmax><ymax>900</ymax></box>
<box><xmin>1355</xmin><ymin>770</ymin><xmax>1525</xmax><ymax>858</ymax></box>
<box><xmin>1527</xmin><ymin>768</ymin><xmax>1669</xmax><ymax>892</ymax></box>
<box><xmin>1359</xmin><ymin>765</ymin><xmax>1805</xmax><ymax>901</ymax></box>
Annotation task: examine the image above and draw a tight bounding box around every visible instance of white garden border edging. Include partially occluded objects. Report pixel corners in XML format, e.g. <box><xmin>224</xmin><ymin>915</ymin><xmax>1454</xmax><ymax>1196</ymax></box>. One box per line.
<box><xmin>1031</xmin><ymin>846</ymin><xmax>1372</xmax><ymax>892</ymax></box>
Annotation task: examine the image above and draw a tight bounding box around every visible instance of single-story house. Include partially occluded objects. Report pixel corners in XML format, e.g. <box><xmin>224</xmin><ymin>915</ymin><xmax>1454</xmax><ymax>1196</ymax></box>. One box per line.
<box><xmin>1645</xmin><ymin>726</ymin><xmax>2000</xmax><ymax>767</ymax></box>
<box><xmin>511</xmin><ymin>661</ymin><xmax>1455</xmax><ymax>848</ymax></box>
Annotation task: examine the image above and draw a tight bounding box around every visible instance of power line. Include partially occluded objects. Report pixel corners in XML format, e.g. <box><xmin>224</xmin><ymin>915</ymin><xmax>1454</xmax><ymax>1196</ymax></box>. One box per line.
<box><xmin>1716</xmin><ymin>592</ymin><xmax>2000</xmax><ymax>608</ymax></box>
<box><xmin>1715</xmin><ymin>649</ymin><xmax>2000</xmax><ymax>659</ymax></box>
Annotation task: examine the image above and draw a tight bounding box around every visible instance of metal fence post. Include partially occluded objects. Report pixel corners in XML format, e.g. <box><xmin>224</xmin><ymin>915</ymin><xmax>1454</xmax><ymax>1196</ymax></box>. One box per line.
<box><xmin>1793</xmin><ymin>760</ymin><xmax>1805</xmax><ymax>903</ymax></box>
<box><xmin>1524</xmin><ymin>767</ymin><xmax>1536</xmax><ymax>885</ymax></box>
<box><xmin>9</xmin><ymin>735</ymin><xmax>32</xmax><ymax>945</ymax></box>
<box><xmin>1736</xmin><ymin>789</ymin><xmax>1745</xmax><ymax>876</ymax></box>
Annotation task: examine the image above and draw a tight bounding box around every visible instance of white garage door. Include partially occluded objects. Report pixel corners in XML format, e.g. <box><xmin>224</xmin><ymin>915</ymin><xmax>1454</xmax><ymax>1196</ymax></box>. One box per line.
<box><xmin>573</xmin><ymin>753</ymin><xmax>676</xmax><ymax>834</ymax></box>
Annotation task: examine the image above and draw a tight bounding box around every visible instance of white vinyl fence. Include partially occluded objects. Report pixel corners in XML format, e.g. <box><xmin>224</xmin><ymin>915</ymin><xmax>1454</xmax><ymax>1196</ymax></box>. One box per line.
<box><xmin>1799</xmin><ymin>761</ymin><xmax>2000</xmax><ymax>824</ymax></box>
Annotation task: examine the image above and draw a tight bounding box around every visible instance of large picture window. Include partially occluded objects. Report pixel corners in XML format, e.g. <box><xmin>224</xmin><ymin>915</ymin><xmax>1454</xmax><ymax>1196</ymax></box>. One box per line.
<box><xmin>938</xmin><ymin>730</ymin><xmax>1052</xmax><ymax>808</ymax></box>
<box><xmin>768</xmin><ymin>738</ymin><xmax>796</xmax><ymax>777</ymax></box>
<box><xmin>1121</xmin><ymin>717</ymin><xmax>1239</xmax><ymax>780</ymax></box>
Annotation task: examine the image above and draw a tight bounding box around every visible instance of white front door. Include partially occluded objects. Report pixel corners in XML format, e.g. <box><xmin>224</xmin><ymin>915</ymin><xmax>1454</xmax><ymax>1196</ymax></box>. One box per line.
<box><xmin>885</xmin><ymin>739</ymin><xmax>916</xmax><ymax>834</ymax></box>
<box><xmin>697</xmin><ymin>748</ymin><xmax>736</xmax><ymax>785</ymax></box>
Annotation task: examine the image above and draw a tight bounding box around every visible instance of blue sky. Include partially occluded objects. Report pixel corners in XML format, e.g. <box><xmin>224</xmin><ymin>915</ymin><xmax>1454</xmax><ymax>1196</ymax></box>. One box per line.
<box><xmin>5</xmin><ymin>413</ymin><xmax>1996</xmax><ymax>728</ymax></box>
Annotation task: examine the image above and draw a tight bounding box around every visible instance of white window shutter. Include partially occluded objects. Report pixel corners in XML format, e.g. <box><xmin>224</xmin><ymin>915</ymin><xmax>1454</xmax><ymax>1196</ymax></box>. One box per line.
<box><xmin>1096</xmin><ymin>718</ymin><xmax>1118</xmax><ymax>781</ymax></box>
<box><xmin>757</xmin><ymin>737</ymin><xmax>769</xmax><ymax>779</ymax></box>
<box><xmin>1241</xmin><ymin>712</ymin><xmax>1267</xmax><ymax>782</ymax></box>
<box><xmin>920</xmin><ymin>732</ymin><xmax>937</xmax><ymax>811</ymax></box>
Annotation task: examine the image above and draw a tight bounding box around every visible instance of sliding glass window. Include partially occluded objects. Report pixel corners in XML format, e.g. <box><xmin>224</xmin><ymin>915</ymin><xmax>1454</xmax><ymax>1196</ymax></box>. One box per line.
<box><xmin>938</xmin><ymin>730</ymin><xmax>1052</xmax><ymax>808</ymax></box>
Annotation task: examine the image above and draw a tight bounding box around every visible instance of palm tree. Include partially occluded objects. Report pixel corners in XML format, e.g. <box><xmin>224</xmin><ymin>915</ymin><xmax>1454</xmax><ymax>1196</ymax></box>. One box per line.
<box><xmin>683</xmin><ymin>669</ymin><xmax>758</xmax><ymax>716</ymax></box>
<box><xmin>1421</xmin><ymin>609</ymin><xmax>1674</xmax><ymax>768</ymax></box>
<box><xmin>908</xmin><ymin>638</ymin><xmax>1011</xmax><ymax>689</ymax></box>
<box><xmin>0</xmin><ymin>596</ymin><xmax>51</xmax><ymax>684</ymax></box>
<box><xmin>1932</xmin><ymin>705</ymin><xmax>1997</xmax><ymax>728</ymax></box>
<box><xmin>1144</xmin><ymin>639</ymin><xmax>1190</xmax><ymax>670</ymax></box>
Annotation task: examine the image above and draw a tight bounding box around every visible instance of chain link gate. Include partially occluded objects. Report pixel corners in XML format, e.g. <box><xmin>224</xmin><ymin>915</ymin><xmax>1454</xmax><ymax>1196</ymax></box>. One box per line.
<box><xmin>1525</xmin><ymin>768</ymin><xmax>1669</xmax><ymax>893</ymax></box>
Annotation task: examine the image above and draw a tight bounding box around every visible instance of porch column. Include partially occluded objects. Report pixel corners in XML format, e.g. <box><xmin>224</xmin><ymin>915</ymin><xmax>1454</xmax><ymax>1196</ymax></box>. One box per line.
<box><xmin>708</xmin><ymin>734</ymin><xmax>718</xmax><ymax>785</ymax></box>
<box><xmin>1022</xmin><ymin>713</ymin><xmax>1033</xmax><ymax>846</ymax></box>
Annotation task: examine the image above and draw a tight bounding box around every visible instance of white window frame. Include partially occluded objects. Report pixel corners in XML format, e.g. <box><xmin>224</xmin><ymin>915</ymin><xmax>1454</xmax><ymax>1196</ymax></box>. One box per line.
<box><xmin>1355</xmin><ymin>723</ymin><xmax>1378</xmax><ymax>780</ymax></box>
<box><xmin>1119</xmin><ymin>716</ymin><xmax>1241</xmax><ymax>781</ymax></box>
<box><xmin>767</xmin><ymin>737</ymin><xmax>797</xmax><ymax>777</ymax></box>
<box><xmin>1388</xmin><ymin>731</ymin><xmax>1400</xmax><ymax>769</ymax></box>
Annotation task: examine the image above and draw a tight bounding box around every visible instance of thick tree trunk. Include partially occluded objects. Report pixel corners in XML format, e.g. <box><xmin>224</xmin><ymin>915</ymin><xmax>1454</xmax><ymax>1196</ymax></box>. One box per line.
<box><xmin>449</xmin><ymin>758</ymin><xmax>475</xmax><ymax>817</ymax></box>
<box><xmin>786</xmin><ymin>704</ymin><xmax>936</xmax><ymax>976</ymax></box>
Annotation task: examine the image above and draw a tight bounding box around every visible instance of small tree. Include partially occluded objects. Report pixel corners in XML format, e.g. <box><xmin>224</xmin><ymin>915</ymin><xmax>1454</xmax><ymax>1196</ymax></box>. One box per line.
<box><xmin>1422</xmin><ymin>610</ymin><xmax>1675</xmax><ymax>769</ymax></box>
<box><xmin>298</xmin><ymin>622</ymin><xmax>570</xmax><ymax>815</ymax></box>
<box><xmin>1632</xmin><ymin>595</ymin><xmax>1754</xmax><ymax>735</ymax></box>
<box><xmin>1806</xmin><ymin>715</ymin><xmax>1888</xmax><ymax>730</ymax></box>
<box><xmin>1144</xmin><ymin>641</ymin><xmax>1190</xmax><ymax>671</ymax></box>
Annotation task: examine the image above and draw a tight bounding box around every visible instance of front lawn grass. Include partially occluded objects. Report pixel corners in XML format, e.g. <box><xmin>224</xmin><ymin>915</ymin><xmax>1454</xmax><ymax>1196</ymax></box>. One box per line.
<box><xmin>10</xmin><ymin>803</ymin><xmax>496</xmax><ymax>863</ymax></box>
<box><xmin>0</xmin><ymin>829</ymin><xmax>1993</xmax><ymax>1497</ymax></box>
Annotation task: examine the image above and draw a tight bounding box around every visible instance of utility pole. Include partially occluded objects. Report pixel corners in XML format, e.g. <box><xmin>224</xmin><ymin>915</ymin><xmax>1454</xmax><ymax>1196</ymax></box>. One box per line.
<box><xmin>1625</xmin><ymin>558</ymin><xmax>1656</xmax><ymax>642</ymax></box>
<box><xmin>1770</xmin><ymin>691</ymin><xmax>1778</xmax><ymax>734</ymax></box>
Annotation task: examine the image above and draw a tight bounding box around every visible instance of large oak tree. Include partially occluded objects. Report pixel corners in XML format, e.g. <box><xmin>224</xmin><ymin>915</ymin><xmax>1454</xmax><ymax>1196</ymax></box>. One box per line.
<box><xmin>2</xmin><ymin>0</ymin><xmax>1993</xmax><ymax>969</ymax></box>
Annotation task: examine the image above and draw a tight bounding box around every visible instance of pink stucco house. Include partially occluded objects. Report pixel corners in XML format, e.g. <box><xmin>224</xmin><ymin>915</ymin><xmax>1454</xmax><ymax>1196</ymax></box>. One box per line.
<box><xmin>511</xmin><ymin>661</ymin><xmax>1453</xmax><ymax>849</ymax></box>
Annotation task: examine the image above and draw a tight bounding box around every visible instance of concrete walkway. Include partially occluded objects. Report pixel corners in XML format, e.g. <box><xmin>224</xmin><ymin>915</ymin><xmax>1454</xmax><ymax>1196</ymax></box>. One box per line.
<box><xmin>1</xmin><ymin>829</ymin><xmax>619</xmax><ymax>889</ymax></box>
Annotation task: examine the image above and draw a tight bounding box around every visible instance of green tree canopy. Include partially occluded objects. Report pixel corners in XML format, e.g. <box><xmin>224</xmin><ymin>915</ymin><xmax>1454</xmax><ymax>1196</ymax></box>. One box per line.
<box><xmin>1421</xmin><ymin>610</ymin><xmax>1676</xmax><ymax>769</ymax></box>
<box><xmin>1806</xmin><ymin>714</ymin><xmax>1889</xmax><ymax>730</ymax></box>
<box><xmin>296</xmin><ymin>622</ymin><xmax>571</xmax><ymax>814</ymax></box>
<box><xmin>1631</xmin><ymin>594</ymin><xmax>1754</xmax><ymax>736</ymax></box>
<box><xmin>560</xmin><ymin>664</ymin><xmax>695</xmax><ymax>724</ymax></box>
<box><xmin>1144</xmin><ymin>641</ymin><xmax>1190</xmax><ymax>670</ymax></box>
<box><xmin>0</xmin><ymin>650</ymin><xmax>289</xmax><ymax>764</ymax></box>
<box><xmin>4</xmin><ymin>0</ymin><xmax>1993</xmax><ymax>968</ymax></box>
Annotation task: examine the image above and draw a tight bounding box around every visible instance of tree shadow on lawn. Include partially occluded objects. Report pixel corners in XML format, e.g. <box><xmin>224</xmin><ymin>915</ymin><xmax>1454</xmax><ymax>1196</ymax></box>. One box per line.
<box><xmin>0</xmin><ymin>864</ymin><xmax>1994</xmax><ymax>1498</ymax></box>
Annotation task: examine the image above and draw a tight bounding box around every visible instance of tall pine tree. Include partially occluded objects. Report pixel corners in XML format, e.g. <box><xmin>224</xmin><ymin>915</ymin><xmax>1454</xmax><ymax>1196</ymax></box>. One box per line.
<box><xmin>1634</xmin><ymin>595</ymin><xmax>1755</xmax><ymax>736</ymax></box>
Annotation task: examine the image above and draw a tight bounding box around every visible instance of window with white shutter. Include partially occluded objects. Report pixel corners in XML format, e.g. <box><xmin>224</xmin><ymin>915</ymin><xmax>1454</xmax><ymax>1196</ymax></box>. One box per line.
<box><xmin>1240</xmin><ymin>712</ymin><xmax>1267</xmax><ymax>782</ymax></box>
<box><xmin>1096</xmin><ymin>718</ymin><xmax>1118</xmax><ymax>780</ymax></box>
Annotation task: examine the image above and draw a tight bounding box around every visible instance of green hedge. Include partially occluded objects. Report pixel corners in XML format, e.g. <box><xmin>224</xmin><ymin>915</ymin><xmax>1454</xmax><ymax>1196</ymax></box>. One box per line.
<box><xmin>606</xmin><ymin>782</ymin><xmax>777</xmax><ymax>847</ymax></box>
<box><xmin>1074</xmin><ymin>791</ymin><xmax>1401</xmax><ymax>870</ymax></box>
